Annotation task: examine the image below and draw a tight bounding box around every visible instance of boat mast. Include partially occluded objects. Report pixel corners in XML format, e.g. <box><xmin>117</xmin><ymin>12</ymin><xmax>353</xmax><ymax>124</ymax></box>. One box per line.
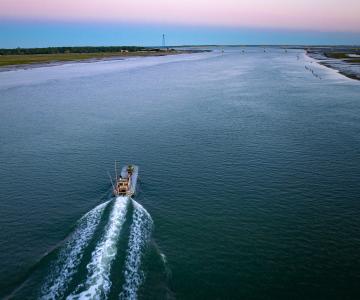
<box><xmin>108</xmin><ymin>171</ymin><xmax>116</xmax><ymax>193</ymax></box>
<box><xmin>115</xmin><ymin>160</ymin><xmax>118</xmax><ymax>180</ymax></box>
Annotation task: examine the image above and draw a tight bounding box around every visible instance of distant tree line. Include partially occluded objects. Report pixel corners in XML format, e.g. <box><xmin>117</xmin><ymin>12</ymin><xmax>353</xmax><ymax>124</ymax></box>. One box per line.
<box><xmin>0</xmin><ymin>46</ymin><xmax>162</xmax><ymax>55</ymax></box>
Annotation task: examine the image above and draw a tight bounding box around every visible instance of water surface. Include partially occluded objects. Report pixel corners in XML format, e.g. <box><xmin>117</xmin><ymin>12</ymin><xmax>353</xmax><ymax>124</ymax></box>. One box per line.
<box><xmin>0</xmin><ymin>47</ymin><xmax>360</xmax><ymax>299</ymax></box>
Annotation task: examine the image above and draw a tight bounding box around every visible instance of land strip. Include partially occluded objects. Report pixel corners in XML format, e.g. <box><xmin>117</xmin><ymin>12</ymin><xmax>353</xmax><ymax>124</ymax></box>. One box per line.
<box><xmin>0</xmin><ymin>46</ymin><xmax>198</xmax><ymax>69</ymax></box>
<box><xmin>305</xmin><ymin>46</ymin><xmax>360</xmax><ymax>80</ymax></box>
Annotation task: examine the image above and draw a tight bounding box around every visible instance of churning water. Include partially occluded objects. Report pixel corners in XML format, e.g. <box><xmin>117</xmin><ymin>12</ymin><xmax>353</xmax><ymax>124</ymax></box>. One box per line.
<box><xmin>20</xmin><ymin>196</ymin><xmax>154</xmax><ymax>300</ymax></box>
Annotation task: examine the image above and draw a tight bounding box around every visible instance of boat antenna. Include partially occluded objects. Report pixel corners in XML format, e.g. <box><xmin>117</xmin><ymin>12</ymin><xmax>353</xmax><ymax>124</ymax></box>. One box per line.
<box><xmin>108</xmin><ymin>171</ymin><xmax>116</xmax><ymax>192</ymax></box>
<box><xmin>115</xmin><ymin>160</ymin><xmax>118</xmax><ymax>180</ymax></box>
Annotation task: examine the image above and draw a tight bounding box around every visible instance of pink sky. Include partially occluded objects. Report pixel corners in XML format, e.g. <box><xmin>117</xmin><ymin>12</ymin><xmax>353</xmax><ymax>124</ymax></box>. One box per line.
<box><xmin>1</xmin><ymin>0</ymin><xmax>360</xmax><ymax>32</ymax></box>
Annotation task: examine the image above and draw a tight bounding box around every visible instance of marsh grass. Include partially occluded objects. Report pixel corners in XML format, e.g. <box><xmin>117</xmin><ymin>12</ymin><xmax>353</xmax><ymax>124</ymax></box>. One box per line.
<box><xmin>0</xmin><ymin>50</ymin><xmax>181</xmax><ymax>67</ymax></box>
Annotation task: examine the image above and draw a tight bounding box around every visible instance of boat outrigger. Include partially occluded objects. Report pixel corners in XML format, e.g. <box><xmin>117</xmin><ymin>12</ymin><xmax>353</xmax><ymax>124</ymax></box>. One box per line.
<box><xmin>111</xmin><ymin>163</ymin><xmax>139</xmax><ymax>197</ymax></box>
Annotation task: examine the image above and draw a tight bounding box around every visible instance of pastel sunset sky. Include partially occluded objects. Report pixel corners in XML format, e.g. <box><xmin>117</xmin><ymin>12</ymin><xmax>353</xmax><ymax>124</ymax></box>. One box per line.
<box><xmin>1</xmin><ymin>0</ymin><xmax>360</xmax><ymax>47</ymax></box>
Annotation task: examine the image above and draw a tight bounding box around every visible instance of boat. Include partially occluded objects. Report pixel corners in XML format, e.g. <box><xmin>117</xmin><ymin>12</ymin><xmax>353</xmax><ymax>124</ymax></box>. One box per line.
<box><xmin>112</xmin><ymin>163</ymin><xmax>139</xmax><ymax>197</ymax></box>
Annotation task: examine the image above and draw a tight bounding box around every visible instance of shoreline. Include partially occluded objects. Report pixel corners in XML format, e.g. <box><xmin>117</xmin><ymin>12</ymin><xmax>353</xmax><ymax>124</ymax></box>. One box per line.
<box><xmin>305</xmin><ymin>47</ymin><xmax>360</xmax><ymax>81</ymax></box>
<box><xmin>0</xmin><ymin>49</ymin><xmax>202</xmax><ymax>72</ymax></box>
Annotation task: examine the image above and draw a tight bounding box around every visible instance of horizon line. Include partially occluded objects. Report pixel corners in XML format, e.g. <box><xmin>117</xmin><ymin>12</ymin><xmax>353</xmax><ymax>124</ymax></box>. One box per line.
<box><xmin>1</xmin><ymin>44</ymin><xmax>360</xmax><ymax>50</ymax></box>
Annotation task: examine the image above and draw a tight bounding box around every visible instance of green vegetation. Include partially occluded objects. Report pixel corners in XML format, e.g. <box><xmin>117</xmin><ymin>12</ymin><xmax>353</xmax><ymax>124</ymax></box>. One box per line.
<box><xmin>324</xmin><ymin>52</ymin><xmax>349</xmax><ymax>59</ymax></box>
<box><xmin>347</xmin><ymin>58</ymin><xmax>360</xmax><ymax>64</ymax></box>
<box><xmin>0</xmin><ymin>46</ymin><xmax>157</xmax><ymax>55</ymax></box>
<box><xmin>0</xmin><ymin>46</ymin><xmax>183</xmax><ymax>67</ymax></box>
<box><xmin>324</xmin><ymin>49</ymin><xmax>360</xmax><ymax>63</ymax></box>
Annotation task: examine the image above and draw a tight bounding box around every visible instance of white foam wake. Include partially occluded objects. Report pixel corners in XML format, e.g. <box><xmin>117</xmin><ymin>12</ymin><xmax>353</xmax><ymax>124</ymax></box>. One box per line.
<box><xmin>41</xmin><ymin>201</ymin><xmax>109</xmax><ymax>300</ymax></box>
<box><xmin>119</xmin><ymin>200</ymin><xmax>153</xmax><ymax>300</ymax></box>
<box><xmin>68</xmin><ymin>196</ymin><xmax>129</xmax><ymax>299</ymax></box>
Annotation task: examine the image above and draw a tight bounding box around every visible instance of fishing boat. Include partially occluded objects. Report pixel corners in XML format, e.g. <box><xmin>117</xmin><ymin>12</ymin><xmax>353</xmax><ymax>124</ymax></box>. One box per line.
<box><xmin>111</xmin><ymin>163</ymin><xmax>139</xmax><ymax>197</ymax></box>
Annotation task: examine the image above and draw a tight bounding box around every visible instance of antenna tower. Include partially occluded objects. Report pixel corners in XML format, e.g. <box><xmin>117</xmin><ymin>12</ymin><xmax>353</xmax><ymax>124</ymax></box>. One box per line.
<box><xmin>162</xmin><ymin>34</ymin><xmax>166</xmax><ymax>49</ymax></box>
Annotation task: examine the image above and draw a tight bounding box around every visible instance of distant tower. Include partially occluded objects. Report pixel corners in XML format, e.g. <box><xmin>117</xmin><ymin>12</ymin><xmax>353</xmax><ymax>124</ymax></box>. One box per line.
<box><xmin>162</xmin><ymin>34</ymin><xmax>166</xmax><ymax>49</ymax></box>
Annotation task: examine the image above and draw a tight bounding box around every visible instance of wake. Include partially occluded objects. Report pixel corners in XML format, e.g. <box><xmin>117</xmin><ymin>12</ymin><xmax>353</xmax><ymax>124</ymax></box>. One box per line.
<box><xmin>40</xmin><ymin>196</ymin><xmax>156</xmax><ymax>300</ymax></box>
<box><xmin>68</xmin><ymin>196</ymin><xmax>129</xmax><ymax>299</ymax></box>
<box><xmin>120</xmin><ymin>200</ymin><xmax>153</xmax><ymax>300</ymax></box>
<box><xmin>40</xmin><ymin>201</ymin><xmax>109</xmax><ymax>299</ymax></box>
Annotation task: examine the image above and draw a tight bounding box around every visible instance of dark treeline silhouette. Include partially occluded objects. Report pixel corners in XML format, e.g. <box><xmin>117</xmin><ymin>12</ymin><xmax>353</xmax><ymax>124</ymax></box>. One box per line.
<box><xmin>0</xmin><ymin>46</ymin><xmax>161</xmax><ymax>55</ymax></box>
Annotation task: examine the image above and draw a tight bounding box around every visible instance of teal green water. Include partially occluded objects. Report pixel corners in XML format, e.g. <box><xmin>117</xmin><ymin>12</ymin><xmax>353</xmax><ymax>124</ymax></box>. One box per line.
<box><xmin>0</xmin><ymin>48</ymin><xmax>360</xmax><ymax>299</ymax></box>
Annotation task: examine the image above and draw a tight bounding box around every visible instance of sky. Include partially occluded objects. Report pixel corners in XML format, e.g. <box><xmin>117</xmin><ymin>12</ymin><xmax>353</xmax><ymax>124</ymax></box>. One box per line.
<box><xmin>1</xmin><ymin>0</ymin><xmax>360</xmax><ymax>47</ymax></box>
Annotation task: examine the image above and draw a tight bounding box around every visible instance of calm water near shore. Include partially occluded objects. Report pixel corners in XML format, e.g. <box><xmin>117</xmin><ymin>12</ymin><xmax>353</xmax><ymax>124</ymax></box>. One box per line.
<box><xmin>0</xmin><ymin>47</ymin><xmax>360</xmax><ymax>299</ymax></box>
